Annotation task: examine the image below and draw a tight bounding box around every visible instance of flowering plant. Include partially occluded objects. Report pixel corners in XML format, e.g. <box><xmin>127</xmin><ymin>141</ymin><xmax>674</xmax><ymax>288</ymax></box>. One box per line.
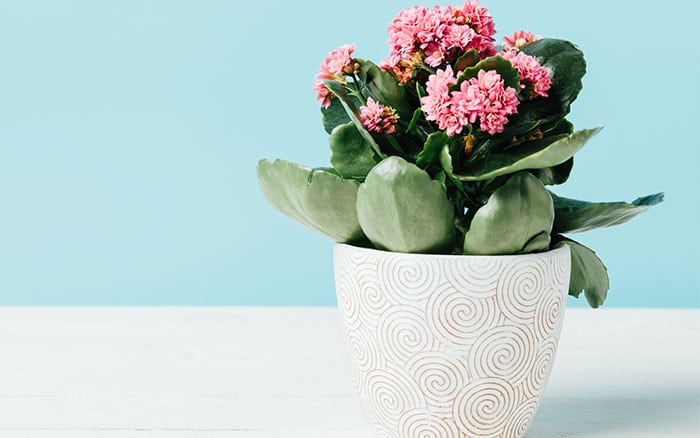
<box><xmin>258</xmin><ymin>1</ymin><xmax>662</xmax><ymax>308</ymax></box>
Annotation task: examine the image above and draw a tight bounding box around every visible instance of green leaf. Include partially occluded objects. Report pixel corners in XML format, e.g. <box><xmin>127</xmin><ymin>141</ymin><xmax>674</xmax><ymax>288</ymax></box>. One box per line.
<box><xmin>434</xmin><ymin>170</ymin><xmax>447</xmax><ymax>190</ymax></box>
<box><xmin>456</xmin><ymin>56</ymin><xmax>521</xmax><ymax>90</ymax></box>
<box><xmin>551</xmin><ymin>192</ymin><xmax>665</xmax><ymax>234</ymax></box>
<box><xmin>439</xmin><ymin>145</ymin><xmax>454</xmax><ymax>175</ymax></box>
<box><xmin>556</xmin><ymin>237</ymin><xmax>609</xmax><ymax>308</ymax></box>
<box><xmin>454</xmin><ymin>127</ymin><xmax>601</xmax><ymax>181</ymax></box>
<box><xmin>258</xmin><ymin>159</ymin><xmax>365</xmax><ymax>242</ymax></box>
<box><xmin>356</xmin><ymin>156</ymin><xmax>455</xmax><ymax>253</ymax></box>
<box><xmin>329</xmin><ymin>122</ymin><xmax>380</xmax><ymax>178</ymax></box>
<box><xmin>356</xmin><ymin>59</ymin><xmax>411</xmax><ymax>118</ymax></box>
<box><xmin>406</xmin><ymin>107</ymin><xmax>423</xmax><ymax>134</ymax></box>
<box><xmin>321</xmin><ymin>95</ymin><xmax>354</xmax><ymax>134</ymax></box>
<box><xmin>324</xmin><ymin>80</ymin><xmax>386</xmax><ymax>159</ymax></box>
<box><xmin>534</xmin><ymin>157</ymin><xmax>574</xmax><ymax>185</ymax></box>
<box><xmin>453</xmin><ymin>49</ymin><xmax>480</xmax><ymax>71</ymax></box>
<box><xmin>463</xmin><ymin>172</ymin><xmax>554</xmax><ymax>255</ymax></box>
<box><xmin>515</xmin><ymin>38</ymin><xmax>586</xmax><ymax>123</ymax></box>
<box><xmin>416</xmin><ymin>132</ymin><xmax>450</xmax><ymax>169</ymax></box>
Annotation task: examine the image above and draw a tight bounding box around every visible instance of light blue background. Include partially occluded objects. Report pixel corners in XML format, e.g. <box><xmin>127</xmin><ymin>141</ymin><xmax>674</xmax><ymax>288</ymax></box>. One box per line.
<box><xmin>0</xmin><ymin>0</ymin><xmax>698</xmax><ymax>306</ymax></box>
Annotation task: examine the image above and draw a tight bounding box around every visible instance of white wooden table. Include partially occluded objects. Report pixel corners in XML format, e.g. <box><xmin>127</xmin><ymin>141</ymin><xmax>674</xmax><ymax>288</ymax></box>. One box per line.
<box><xmin>0</xmin><ymin>307</ymin><xmax>697</xmax><ymax>437</ymax></box>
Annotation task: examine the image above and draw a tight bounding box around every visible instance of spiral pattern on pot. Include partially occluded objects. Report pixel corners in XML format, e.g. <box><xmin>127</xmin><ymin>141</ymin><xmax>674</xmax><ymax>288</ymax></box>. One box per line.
<box><xmin>355</xmin><ymin>261</ymin><xmax>390</xmax><ymax>326</ymax></box>
<box><xmin>496</xmin><ymin>257</ymin><xmax>548</xmax><ymax>324</ymax></box>
<box><xmin>468</xmin><ymin>325</ymin><xmax>537</xmax><ymax>386</ymax></box>
<box><xmin>377</xmin><ymin>305</ymin><xmax>435</xmax><ymax>365</ymax></box>
<box><xmin>365</xmin><ymin>367</ymin><xmax>426</xmax><ymax>428</ymax></box>
<box><xmin>334</xmin><ymin>264</ymin><xmax>360</xmax><ymax>330</ymax></box>
<box><xmin>407</xmin><ymin>351</ymin><xmax>467</xmax><ymax>415</ymax></box>
<box><xmin>398</xmin><ymin>408</ymin><xmax>459</xmax><ymax>438</ymax></box>
<box><xmin>550</xmin><ymin>249</ymin><xmax>570</xmax><ymax>289</ymax></box>
<box><xmin>534</xmin><ymin>288</ymin><xmax>564</xmax><ymax>341</ymax></box>
<box><xmin>453</xmin><ymin>377</ymin><xmax>517</xmax><ymax>437</ymax></box>
<box><xmin>427</xmin><ymin>285</ymin><xmax>499</xmax><ymax>347</ymax></box>
<box><xmin>333</xmin><ymin>244</ymin><xmax>570</xmax><ymax>438</ymax></box>
<box><xmin>503</xmin><ymin>399</ymin><xmax>539</xmax><ymax>438</ymax></box>
<box><xmin>524</xmin><ymin>338</ymin><xmax>557</xmax><ymax>397</ymax></box>
<box><xmin>379</xmin><ymin>256</ymin><xmax>441</xmax><ymax>304</ymax></box>
<box><xmin>444</xmin><ymin>257</ymin><xmax>501</xmax><ymax>298</ymax></box>
<box><xmin>345</xmin><ymin>325</ymin><xmax>384</xmax><ymax>373</ymax></box>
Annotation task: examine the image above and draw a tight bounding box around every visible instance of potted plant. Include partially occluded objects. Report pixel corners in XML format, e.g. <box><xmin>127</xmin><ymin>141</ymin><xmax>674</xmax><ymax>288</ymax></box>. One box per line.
<box><xmin>258</xmin><ymin>1</ymin><xmax>662</xmax><ymax>436</ymax></box>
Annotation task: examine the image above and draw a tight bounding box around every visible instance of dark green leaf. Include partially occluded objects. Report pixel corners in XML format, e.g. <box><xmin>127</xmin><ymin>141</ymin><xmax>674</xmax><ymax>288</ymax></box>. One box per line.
<box><xmin>455</xmin><ymin>128</ymin><xmax>601</xmax><ymax>181</ymax></box>
<box><xmin>551</xmin><ymin>192</ymin><xmax>665</xmax><ymax>234</ymax></box>
<box><xmin>356</xmin><ymin>59</ymin><xmax>411</xmax><ymax>119</ymax></box>
<box><xmin>258</xmin><ymin>159</ymin><xmax>365</xmax><ymax>242</ymax></box>
<box><xmin>555</xmin><ymin>237</ymin><xmax>609</xmax><ymax>308</ymax></box>
<box><xmin>454</xmin><ymin>49</ymin><xmax>480</xmax><ymax>71</ymax></box>
<box><xmin>321</xmin><ymin>94</ymin><xmax>355</xmax><ymax>134</ymax></box>
<box><xmin>514</xmin><ymin>39</ymin><xmax>586</xmax><ymax>123</ymax></box>
<box><xmin>357</xmin><ymin>156</ymin><xmax>455</xmax><ymax>253</ymax></box>
<box><xmin>534</xmin><ymin>157</ymin><xmax>574</xmax><ymax>185</ymax></box>
<box><xmin>406</xmin><ymin>107</ymin><xmax>423</xmax><ymax>134</ymax></box>
<box><xmin>329</xmin><ymin>122</ymin><xmax>380</xmax><ymax>178</ymax></box>
<box><xmin>324</xmin><ymin>81</ymin><xmax>386</xmax><ymax>159</ymax></box>
<box><xmin>416</xmin><ymin>131</ymin><xmax>450</xmax><ymax>169</ymax></box>
<box><xmin>463</xmin><ymin>172</ymin><xmax>554</xmax><ymax>255</ymax></box>
<box><xmin>456</xmin><ymin>56</ymin><xmax>521</xmax><ymax>90</ymax></box>
<box><xmin>489</xmin><ymin>119</ymin><xmax>542</xmax><ymax>140</ymax></box>
<box><xmin>434</xmin><ymin>170</ymin><xmax>447</xmax><ymax>190</ymax></box>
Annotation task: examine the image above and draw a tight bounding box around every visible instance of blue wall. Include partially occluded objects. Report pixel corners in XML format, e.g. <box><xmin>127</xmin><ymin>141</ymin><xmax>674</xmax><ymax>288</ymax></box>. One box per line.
<box><xmin>0</xmin><ymin>0</ymin><xmax>698</xmax><ymax>306</ymax></box>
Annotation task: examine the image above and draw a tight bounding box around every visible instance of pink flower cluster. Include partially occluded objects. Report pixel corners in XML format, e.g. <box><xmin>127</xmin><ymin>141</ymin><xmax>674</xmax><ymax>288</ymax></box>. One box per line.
<box><xmin>421</xmin><ymin>67</ymin><xmax>519</xmax><ymax>136</ymax></box>
<box><xmin>359</xmin><ymin>98</ymin><xmax>400</xmax><ymax>135</ymax></box>
<box><xmin>313</xmin><ymin>44</ymin><xmax>358</xmax><ymax>108</ymax></box>
<box><xmin>381</xmin><ymin>1</ymin><xmax>496</xmax><ymax>83</ymax></box>
<box><xmin>499</xmin><ymin>50</ymin><xmax>551</xmax><ymax>98</ymax></box>
<box><xmin>503</xmin><ymin>30</ymin><xmax>541</xmax><ymax>50</ymax></box>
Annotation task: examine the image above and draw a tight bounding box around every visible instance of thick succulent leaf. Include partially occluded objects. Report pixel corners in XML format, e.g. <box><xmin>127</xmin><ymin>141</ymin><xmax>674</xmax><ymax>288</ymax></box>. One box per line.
<box><xmin>513</xmin><ymin>38</ymin><xmax>587</xmax><ymax>124</ymax></box>
<box><xmin>321</xmin><ymin>95</ymin><xmax>354</xmax><ymax>134</ymax></box>
<box><xmin>357</xmin><ymin>156</ymin><xmax>455</xmax><ymax>253</ymax></box>
<box><xmin>329</xmin><ymin>122</ymin><xmax>380</xmax><ymax>178</ymax></box>
<box><xmin>552</xmin><ymin>192</ymin><xmax>665</xmax><ymax>234</ymax></box>
<box><xmin>464</xmin><ymin>172</ymin><xmax>554</xmax><ymax>255</ymax></box>
<box><xmin>356</xmin><ymin>59</ymin><xmax>411</xmax><ymax>118</ymax></box>
<box><xmin>456</xmin><ymin>55</ymin><xmax>521</xmax><ymax>90</ymax></box>
<box><xmin>454</xmin><ymin>128</ymin><xmax>601</xmax><ymax>181</ymax></box>
<box><xmin>534</xmin><ymin>157</ymin><xmax>574</xmax><ymax>185</ymax></box>
<box><xmin>556</xmin><ymin>237</ymin><xmax>609</xmax><ymax>308</ymax></box>
<box><xmin>324</xmin><ymin>81</ymin><xmax>385</xmax><ymax>159</ymax></box>
<box><xmin>258</xmin><ymin>159</ymin><xmax>364</xmax><ymax>242</ymax></box>
<box><xmin>416</xmin><ymin>131</ymin><xmax>450</xmax><ymax>169</ymax></box>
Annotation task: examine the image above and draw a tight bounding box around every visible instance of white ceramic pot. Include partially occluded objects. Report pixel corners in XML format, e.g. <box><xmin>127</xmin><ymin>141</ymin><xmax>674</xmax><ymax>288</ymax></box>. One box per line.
<box><xmin>333</xmin><ymin>243</ymin><xmax>570</xmax><ymax>438</ymax></box>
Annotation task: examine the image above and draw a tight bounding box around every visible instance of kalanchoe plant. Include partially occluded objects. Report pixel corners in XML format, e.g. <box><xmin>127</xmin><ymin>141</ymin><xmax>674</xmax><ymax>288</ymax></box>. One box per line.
<box><xmin>258</xmin><ymin>1</ymin><xmax>663</xmax><ymax>308</ymax></box>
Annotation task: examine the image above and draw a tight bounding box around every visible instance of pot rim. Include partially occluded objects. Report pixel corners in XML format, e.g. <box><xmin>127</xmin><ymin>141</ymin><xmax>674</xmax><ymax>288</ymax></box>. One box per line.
<box><xmin>335</xmin><ymin>242</ymin><xmax>570</xmax><ymax>261</ymax></box>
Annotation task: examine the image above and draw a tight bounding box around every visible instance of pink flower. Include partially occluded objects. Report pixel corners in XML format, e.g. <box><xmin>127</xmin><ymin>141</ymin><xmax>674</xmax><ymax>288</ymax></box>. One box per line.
<box><xmin>382</xmin><ymin>1</ymin><xmax>496</xmax><ymax>77</ymax></box>
<box><xmin>314</xmin><ymin>44</ymin><xmax>358</xmax><ymax>107</ymax></box>
<box><xmin>379</xmin><ymin>53</ymin><xmax>421</xmax><ymax>84</ymax></box>
<box><xmin>453</xmin><ymin>1</ymin><xmax>497</xmax><ymax>56</ymax></box>
<box><xmin>359</xmin><ymin>98</ymin><xmax>400</xmax><ymax>135</ymax></box>
<box><xmin>421</xmin><ymin>67</ymin><xmax>465</xmax><ymax>135</ymax></box>
<box><xmin>422</xmin><ymin>67</ymin><xmax>519</xmax><ymax>136</ymax></box>
<box><xmin>313</xmin><ymin>82</ymin><xmax>333</xmax><ymax>109</ymax></box>
<box><xmin>444</xmin><ymin>24</ymin><xmax>477</xmax><ymax>51</ymax></box>
<box><xmin>317</xmin><ymin>44</ymin><xmax>357</xmax><ymax>81</ymax></box>
<box><xmin>503</xmin><ymin>30</ymin><xmax>541</xmax><ymax>50</ymax></box>
<box><xmin>452</xmin><ymin>70</ymin><xmax>519</xmax><ymax>135</ymax></box>
<box><xmin>458</xmin><ymin>1</ymin><xmax>496</xmax><ymax>38</ymax></box>
<box><xmin>499</xmin><ymin>50</ymin><xmax>551</xmax><ymax>98</ymax></box>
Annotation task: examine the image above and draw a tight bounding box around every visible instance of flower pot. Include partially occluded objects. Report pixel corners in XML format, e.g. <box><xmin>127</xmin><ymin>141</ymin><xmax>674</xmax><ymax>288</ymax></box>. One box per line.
<box><xmin>333</xmin><ymin>243</ymin><xmax>570</xmax><ymax>438</ymax></box>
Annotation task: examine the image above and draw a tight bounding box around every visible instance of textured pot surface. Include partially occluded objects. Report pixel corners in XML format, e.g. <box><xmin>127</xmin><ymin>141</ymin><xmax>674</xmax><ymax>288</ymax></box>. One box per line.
<box><xmin>333</xmin><ymin>244</ymin><xmax>571</xmax><ymax>438</ymax></box>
